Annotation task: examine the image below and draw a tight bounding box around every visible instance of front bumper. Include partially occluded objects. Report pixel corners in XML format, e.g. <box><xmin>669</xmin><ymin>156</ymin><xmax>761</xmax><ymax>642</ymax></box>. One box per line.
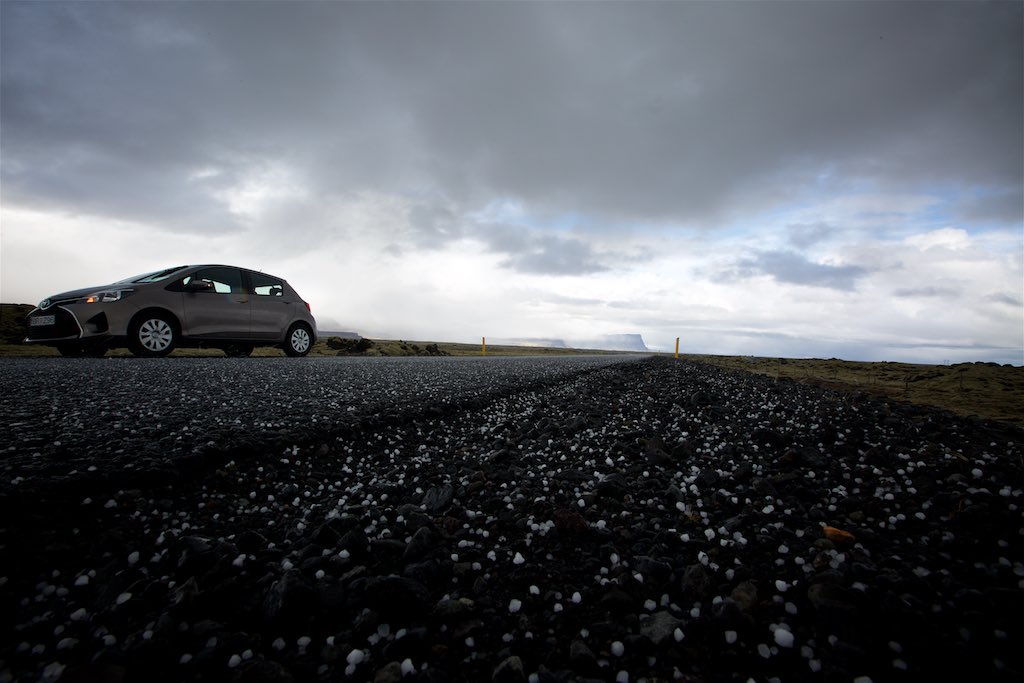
<box><xmin>25</xmin><ymin>305</ymin><xmax>115</xmax><ymax>343</ymax></box>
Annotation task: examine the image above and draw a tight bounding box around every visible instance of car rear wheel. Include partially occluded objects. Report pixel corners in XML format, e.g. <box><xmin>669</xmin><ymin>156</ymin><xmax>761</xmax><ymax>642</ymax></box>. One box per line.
<box><xmin>284</xmin><ymin>323</ymin><xmax>312</xmax><ymax>357</ymax></box>
<box><xmin>129</xmin><ymin>313</ymin><xmax>177</xmax><ymax>357</ymax></box>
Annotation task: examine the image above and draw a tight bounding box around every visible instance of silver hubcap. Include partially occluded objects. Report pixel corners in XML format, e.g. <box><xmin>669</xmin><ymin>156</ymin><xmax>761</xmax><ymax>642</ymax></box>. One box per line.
<box><xmin>139</xmin><ymin>319</ymin><xmax>173</xmax><ymax>352</ymax></box>
<box><xmin>290</xmin><ymin>328</ymin><xmax>310</xmax><ymax>353</ymax></box>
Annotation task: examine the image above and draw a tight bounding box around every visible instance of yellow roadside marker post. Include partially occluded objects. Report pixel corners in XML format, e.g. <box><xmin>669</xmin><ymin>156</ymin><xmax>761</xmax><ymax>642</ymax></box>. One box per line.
<box><xmin>675</xmin><ymin>337</ymin><xmax>680</xmax><ymax>359</ymax></box>
<box><xmin>482</xmin><ymin>337</ymin><xmax>487</xmax><ymax>356</ymax></box>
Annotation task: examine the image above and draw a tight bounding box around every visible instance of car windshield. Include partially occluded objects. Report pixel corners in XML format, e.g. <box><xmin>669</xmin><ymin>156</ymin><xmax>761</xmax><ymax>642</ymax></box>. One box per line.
<box><xmin>115</xmin><ymin>266</ymin><xmax>188</xmax><ymax>285</ymax></box>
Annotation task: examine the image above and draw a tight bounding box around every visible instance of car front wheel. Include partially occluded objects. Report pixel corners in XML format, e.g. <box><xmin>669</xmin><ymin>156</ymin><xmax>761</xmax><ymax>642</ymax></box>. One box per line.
<box><xmin>129</xmin><ymin>314</ymin><xmax>177</xmax><ymax>357</ymax></box>
<box><xmin>284</xmin><ymin>323</ymin><xmax>312</xmax><ymax>357</ymax></box>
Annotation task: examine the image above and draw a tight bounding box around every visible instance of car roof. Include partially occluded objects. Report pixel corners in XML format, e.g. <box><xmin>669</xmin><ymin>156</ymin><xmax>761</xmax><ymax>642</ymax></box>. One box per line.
<box><xmin>183</xmin><ymin>264</ymin><xmax>287</xmax><ymax>280</ymax></box>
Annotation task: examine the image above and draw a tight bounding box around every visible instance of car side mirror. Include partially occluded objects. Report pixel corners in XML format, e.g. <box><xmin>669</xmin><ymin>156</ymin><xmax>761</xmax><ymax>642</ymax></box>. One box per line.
<box><xmin>186</xmin><ymin>279</ymin><xmax>215</xmax><ymax>292</ymax></box>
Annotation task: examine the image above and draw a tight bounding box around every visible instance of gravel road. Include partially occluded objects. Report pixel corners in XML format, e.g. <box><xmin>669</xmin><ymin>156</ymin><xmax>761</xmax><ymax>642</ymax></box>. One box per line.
<box><xmin>0</xmin><ymin>356</ymin><xmax>632</xmax><ymax>494</ymax></box>
<box><xmin>1</xmin><ymin>355</ymin><xmax>1022</xmax><ymax>683</ymax></box>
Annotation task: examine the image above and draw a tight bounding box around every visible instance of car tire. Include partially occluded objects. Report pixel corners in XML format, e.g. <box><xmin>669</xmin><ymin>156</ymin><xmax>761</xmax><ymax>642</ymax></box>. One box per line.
<box><xmin>284</xmin><ymin>323</ymin><xmax>313</xmax><ymax>357</ymax></box>
<box><xmin>128</xmin><ymin>313</ymin><xmax>178</xmax><ymax>357</ymax></box>
<box><xmin>224</xmin><ymin>344</ymin><xmax>254</xmax><ymax>358</ymax></box>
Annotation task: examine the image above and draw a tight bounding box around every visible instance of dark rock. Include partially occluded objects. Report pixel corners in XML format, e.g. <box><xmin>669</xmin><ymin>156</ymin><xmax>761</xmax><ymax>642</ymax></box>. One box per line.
<box><xmin>680</xmin><ymin>563</ymin><xmax>712</xmax><ymax>599</ymax></box>
<box><xmin>568</xmin><ymin>640</ymin><xmax>600</xmax><ymax>676</ymax></box>
<box><xmin>262</xmin><ymin>570</ymin><xmax>317</xmax><ymax>628</ymax></box>
<box><xmin>422</xmin><ymin>484</ymin><xmax>454</xmax><ymax>512</ymax></box>
<box><xmin>492</xmin><ymin>655</ymin><xmax>526</xmax><ymax>683</ymax></box>
<box><xmin>374</xmin><ymin>662</ymin><xmax>404</xmax><ymax>683</ymax></box>
<box><xmin>237</xmin><ymin>660</ymin><xmax>295</xmax><ymax>683</ymax></box>
<box><xmin>639</xmin><ymin>610</ymin><xmax>683</xmax><ymax>646</ymax></box>
<box><xmin>405</xmin><ymin>525</ymin><xmax>441</xmax><ymax>562</ymax></box>
<box><xmin>364</xmin><ymin>575</ymin><xmax>431</xmax><ymax>617</ymax></box>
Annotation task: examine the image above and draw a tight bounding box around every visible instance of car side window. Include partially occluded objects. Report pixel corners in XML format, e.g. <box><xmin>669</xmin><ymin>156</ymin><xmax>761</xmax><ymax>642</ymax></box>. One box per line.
<box><xmin>250</xmin><ymin>273</ymin><xmax>285</xmax><ymax>297</ymax></box>
<box><xmin>183</xmin><ymin>267</ymin><xmax>244</xmax><ymax>294</ymax></box>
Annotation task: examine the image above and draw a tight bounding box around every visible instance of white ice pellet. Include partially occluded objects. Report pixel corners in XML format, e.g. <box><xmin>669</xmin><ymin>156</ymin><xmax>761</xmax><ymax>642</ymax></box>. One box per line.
<box><xmin>272</xmin><ymin>638</ymin><xmax>286</xmax><ymax>651</ymax></box>
<box><xmin>115</xmin><ymin>592</ymin><xmax>132</xmax><ymax>605</ymax></box>
<box><xmin>513</xmin><ymin>552</ymin><xmax>526</xmax><ymax>565</ymax></box>
<box><xmin>227</xmin><ymin>654</ymin><xmax>242</xmax><ymax>668</ymax></box>
<box><xmin>70</xmin><ymin>608</ymin><xmax>88</xmax><ymax>621</ymax></box>
<box><xmin>180</xmin><ymin>653</ymin><xmax>192</xmax><ymax>664</ymax></box>
<box><xmin>775</xmin><ymin>580</ymin><xmax>789</xmax><ymax>593</ymax></box>
<box><xmin>509</xmin><ymin>599</ymin><xmax>522</xmax><ymax>613</ymax></box>
<box><xmin>346</xmin><ymin>648</ymin><xmax>365</xmax><ymax>665</ymax></box>
<box><xmin>401</xmin><ymin>659</ymin><xmax>415</xmax><ymax>675</ymax></box>
<box><xmin>127</xmin><ymin>551</ymin><xmax>140</xmax><ymax>566</ymax></box>
<box><xmin>611</xmin><ymin>641</ymin><xmax>625</xmax><ymax>657</ymax></box>
<box><xmin>74</xmin><ymin>575</ymin><xmax>89</xmax><ymax>587</ymax></box>
<box><xmin>674</xmin><ymin>627</ymin><xmax>685</xmax><ymax>642</ymax></box>
<box><xmin>725</xmin><ymin>630</ymin><xmax>737</xmax><ymax>644</ymax></box>
<box><xmin>774</xmin><ymin>628</ymin><xmax>795</xmax><ymax>648</ymax></box>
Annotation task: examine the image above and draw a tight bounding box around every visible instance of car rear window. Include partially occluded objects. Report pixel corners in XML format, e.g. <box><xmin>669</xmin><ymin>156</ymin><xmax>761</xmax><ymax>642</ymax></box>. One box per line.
<box><xmin>251</xmin><ymin>273</ymin><xmax>285</xmax><ymax>296</ymax></box>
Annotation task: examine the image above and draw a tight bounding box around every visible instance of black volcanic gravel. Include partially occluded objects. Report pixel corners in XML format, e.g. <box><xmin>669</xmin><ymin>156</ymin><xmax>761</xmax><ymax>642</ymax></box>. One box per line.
<box><xmin>1</xmin><ymin>355</ymin><xmax>1022</xmax><ymax>683</ymax></box>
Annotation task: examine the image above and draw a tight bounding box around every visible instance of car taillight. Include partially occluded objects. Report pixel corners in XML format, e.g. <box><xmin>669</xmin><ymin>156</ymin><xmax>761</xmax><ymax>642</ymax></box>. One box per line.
<box><xmin>304</xmin><ymin>302</ymin><xmax>311</xmax><ymax>312</ymax></box>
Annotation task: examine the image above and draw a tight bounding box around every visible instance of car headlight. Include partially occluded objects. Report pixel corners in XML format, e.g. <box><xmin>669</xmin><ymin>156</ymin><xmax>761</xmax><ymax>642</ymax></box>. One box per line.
<box><xmin>84</xmin><ymin>289</ymin><xmax>134</xmax><ymax>304</ymax></box>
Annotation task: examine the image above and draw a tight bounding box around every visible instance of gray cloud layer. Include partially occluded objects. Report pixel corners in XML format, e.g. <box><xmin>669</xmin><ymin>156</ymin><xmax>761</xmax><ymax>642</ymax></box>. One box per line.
<box><xmin>3</xmin><ymin>1</ymin><xmax>1021</xmax><ymax>251</ymax></box>
<box><xmin>717</xmin><ymin>250</ymin><xmax>870</xmax><ymax>290</ymax></box>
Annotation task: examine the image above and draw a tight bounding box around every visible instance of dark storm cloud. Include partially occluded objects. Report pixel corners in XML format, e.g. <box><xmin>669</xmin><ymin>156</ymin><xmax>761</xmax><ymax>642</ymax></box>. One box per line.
<box><xmin>2</xmin><ymin>1</ymin><xmax>1021</xmax><ymax>241</ymax></box>
<box><xmin>482</xmin><ymin>228</ymin><xmax>610</xmax><ymax>276</ymax></box>
<box><xmin>718</xmin><ymin>250</ymin><xmax>869</xmax><ymax>290</ymax></box>
<box><xmin>987</xmin><ymin>292</ymin><xmax>1024</xmax><ymax>308</ymax></box>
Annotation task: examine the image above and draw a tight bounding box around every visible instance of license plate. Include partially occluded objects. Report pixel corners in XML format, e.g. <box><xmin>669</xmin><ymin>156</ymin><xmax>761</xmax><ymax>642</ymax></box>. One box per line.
<box><xmin>30</xmin><ymin>315</ymin><xmax>55</xmax><ymax>327</ymax></box>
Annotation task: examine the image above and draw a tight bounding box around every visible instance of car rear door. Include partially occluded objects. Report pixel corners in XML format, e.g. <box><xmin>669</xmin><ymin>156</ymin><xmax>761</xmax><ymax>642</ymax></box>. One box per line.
<box><xmin>247</xmin><ymin>271</ymin><xmax>297</xmax><ymax>340</ymax></box>
<box><xmin>179</xmin><ymin>267</ymin><xmax>251</xmax><ymax>338</ymax></box>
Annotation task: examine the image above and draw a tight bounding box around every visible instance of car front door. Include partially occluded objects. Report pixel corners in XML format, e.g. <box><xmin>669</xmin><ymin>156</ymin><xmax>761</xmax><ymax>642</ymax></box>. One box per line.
<box><xmin>178</xmin><ymin>267</ymin><xmax>251</xmax><ymax>338</ymax></box>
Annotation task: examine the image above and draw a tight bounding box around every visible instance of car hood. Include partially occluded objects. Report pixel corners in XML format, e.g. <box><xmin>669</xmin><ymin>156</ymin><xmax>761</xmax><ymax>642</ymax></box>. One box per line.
<box><xmin>40</xmin><ymin>282</ymin><xmax>141</xmax><ymax>308</ymax></box>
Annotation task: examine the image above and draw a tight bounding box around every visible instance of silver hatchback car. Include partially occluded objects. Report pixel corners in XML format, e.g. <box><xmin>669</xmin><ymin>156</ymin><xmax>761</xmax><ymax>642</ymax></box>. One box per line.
<box><xmin>24</xmin><ymin>265</ymin><xmax>317</xmax><ymax>357</ymax></box>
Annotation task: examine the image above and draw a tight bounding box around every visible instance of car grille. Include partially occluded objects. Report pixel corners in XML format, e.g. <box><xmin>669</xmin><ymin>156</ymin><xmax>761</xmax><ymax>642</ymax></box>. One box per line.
<box><xmin>26</xmin><ymin>306</ymin><xmax>82</xmax><ymax>341</ymax></box>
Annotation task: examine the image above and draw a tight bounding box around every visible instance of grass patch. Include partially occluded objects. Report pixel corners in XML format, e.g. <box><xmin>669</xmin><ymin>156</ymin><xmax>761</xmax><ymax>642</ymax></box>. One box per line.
<box><xmin>689</xmin><ymin>354</ymin><xmax>1024</xmax><ymax>428</ymax></box>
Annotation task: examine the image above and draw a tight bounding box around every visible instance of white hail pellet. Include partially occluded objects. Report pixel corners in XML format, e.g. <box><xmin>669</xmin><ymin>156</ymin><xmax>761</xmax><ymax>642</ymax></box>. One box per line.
<box><xmin>774</xmin><ymin>629</ymin><xmax>795</xmax><ymax>648</ymax></box>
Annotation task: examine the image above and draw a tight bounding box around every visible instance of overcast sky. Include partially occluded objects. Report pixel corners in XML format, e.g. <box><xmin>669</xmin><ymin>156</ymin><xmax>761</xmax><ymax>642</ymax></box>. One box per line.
<box><xmin>2</xmin><ymin>1</ymin><xmax>1021</xmax><ymax>363</ymax></box>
